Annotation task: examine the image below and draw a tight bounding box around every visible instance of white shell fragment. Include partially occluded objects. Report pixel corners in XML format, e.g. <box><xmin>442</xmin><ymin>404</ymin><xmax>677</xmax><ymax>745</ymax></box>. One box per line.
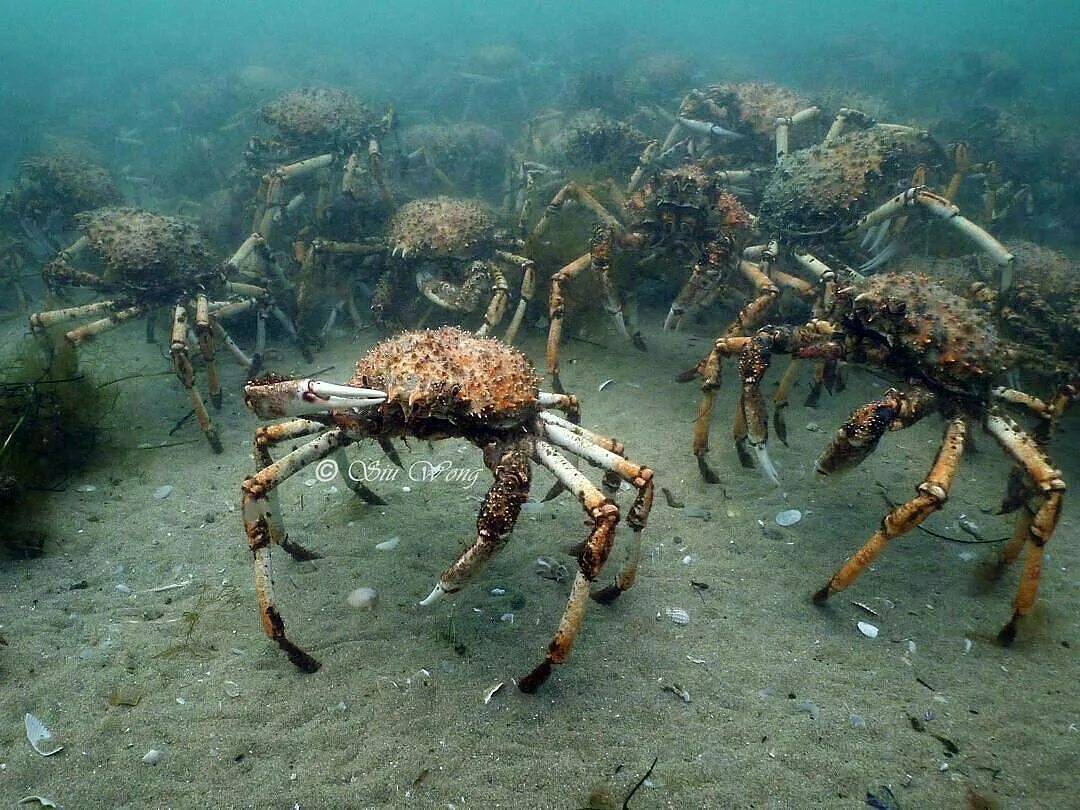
<box><xmin>142</xmin><ymin>748</ymin><xmax>165</xmax><ymax>765</ymax></box>
<box><xmin>25</xmin><ymin>713</ymin><xmax>63</xmax><ymax>757</ymax></box>
<box><xmin>775</xmin><ymin>509</ymin><xmax>803</xmax><ymax>527</ymax></box>
<box><xmin>153</xmin><ymin>485</ymin><xmax>173</xmax><ymax>500</ymax></box>
<box><xmin>857</xmin><ymin>621</ymin><xmax>880</xmax><ymax>639</ymax></box>
<box><xmin>75</xmin><ymin>484</ymin><xmax>97</xmax><ymax>492</ymax></box>
<box><xmin>224</xmin><ymin>680</ymin><xmax>241</xmax><ymax>698</ymax></box>
<box><xmin>598</xmin><ymin>378</ymin><xmax>615</xmax><ymax>392</ymax></box>
<box><xmin>17</xmin><ymin>798</ymin><xmax>59</xmax><ymax>808</ymax></box>
<box><xmin>346</xmin><ymin>586</ymin><xmax>378</xmax><ymax>609</ymax></box>
<box><xmin>374</xmin><ymin>536</ymin><xmax>399</xmax><ymax>551</ymax></box>
<box><xmin>482</xmin><ymin>681</ymin><xmax>505</xmax><ymax>704</ymax></box>
<box><xmin>658</xmin><ymin>607</ymin><xmax>690</xmax><ymax>625</ymax></box>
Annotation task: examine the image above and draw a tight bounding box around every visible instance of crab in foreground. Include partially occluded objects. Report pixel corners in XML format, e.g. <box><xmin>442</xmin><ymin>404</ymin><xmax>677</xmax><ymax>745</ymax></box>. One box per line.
<box><xmin>691</xmin><ymin>272</ymin><xmax>1064</xmax><ymax>643</ymax></box>
<box><xmin>241</xmin><ymin>326</ymin><xmax>654</xmax><ymax>691</ymax></box>
<box><xmin>29</xmin><ymin>207</ymin><xmax>295</xmax><ymax>451</ymax></box>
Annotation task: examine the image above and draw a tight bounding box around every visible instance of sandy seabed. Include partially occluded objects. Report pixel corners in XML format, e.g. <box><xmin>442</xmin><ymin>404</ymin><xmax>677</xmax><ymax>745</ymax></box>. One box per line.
<box><xmin>1</xmin><ymin>305</ymin><xmax>1076</xmax><ymax>810</ymax></box>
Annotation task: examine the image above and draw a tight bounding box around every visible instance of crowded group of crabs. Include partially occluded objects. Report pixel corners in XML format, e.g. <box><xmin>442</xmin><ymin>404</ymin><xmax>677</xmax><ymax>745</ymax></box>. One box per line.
<box><xmin>4</xmin><ymin>76</ymin><xmax>1076</xmax><ymax>692</ymax></box>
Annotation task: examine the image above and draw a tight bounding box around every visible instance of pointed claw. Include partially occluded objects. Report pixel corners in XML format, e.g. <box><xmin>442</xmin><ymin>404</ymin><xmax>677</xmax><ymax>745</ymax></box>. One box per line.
<box><xmin>750</xmin><ymin>441</ymin><xmax>781</xmax><ymax>486</ymax></box>
<box><xmin>419</xmin><ymin>581</ymin><xmax>453</xmax><ymax>606</ymax></box>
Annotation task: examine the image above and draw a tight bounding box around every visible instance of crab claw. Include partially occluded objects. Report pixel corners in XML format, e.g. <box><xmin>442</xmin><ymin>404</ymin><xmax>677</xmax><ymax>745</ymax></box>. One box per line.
<box><xmin>748</xmin><ymin>439</ymin><xmax>781</xmax><ymax>486</ymax></box>
<box><xmin>419</xmin><ymin>580</ymin><xmax>455</xmax><ymax>606</ymax></box>
<box><xmin>244</xmin><ymin>378</ymin><xmax>386</xmax><ymax>419</ymax></box>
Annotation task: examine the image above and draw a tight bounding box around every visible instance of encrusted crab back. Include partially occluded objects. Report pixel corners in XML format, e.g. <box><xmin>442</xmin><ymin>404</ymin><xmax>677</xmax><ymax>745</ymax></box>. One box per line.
<box><xmin>15</xmin><ymin>153</ymin><xmax>120</xmax><ymax>222</ymax></box>
<box><xmin>388</xmin><ymin>197</ymin><xmax>494</xmax><ymax>259</ymax></box>
<box><xmin>847</xmin><ymin>272</ymin><xmax>1004</xmax><ymax>390</ymax></box>
<box><xmin>760</xmin><ymin>127</ymin><xmax>945</xmax><ymax>234</ymax></box>
<box><xmin>76</xmin><ymin>207</ymin><xmax>217</xmax><ymax>288</ymax></box>
<box><xmin>260</xmin><ymin>87</ymin><xmax>378</xmax><ymax>152</ymax></box>
<box><xmin>350</xmin><ymin>326</ymin><xmax>540</xmax><ymax>424</ymax></box>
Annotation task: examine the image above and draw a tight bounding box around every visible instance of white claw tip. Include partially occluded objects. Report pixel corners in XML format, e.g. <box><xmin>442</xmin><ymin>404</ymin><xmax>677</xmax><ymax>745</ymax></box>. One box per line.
<box><xmin>419</xmin><ymin>583</ymin><xmax>447</xmax><ymax>606</ymax></box>
<box><xmin>752</xmin><ymin>442</ymin><xmax>781</xmax><ymax>486</ymax></box>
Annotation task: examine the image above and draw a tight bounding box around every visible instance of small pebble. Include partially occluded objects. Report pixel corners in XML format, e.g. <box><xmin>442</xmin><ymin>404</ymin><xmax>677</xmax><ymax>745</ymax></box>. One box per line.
<box><xmin>142</xmin><ymin>749</ymin><xmax>164</xmax><ymax>765</ymax></box>
<box><xmin>793</xmin><ymin>699</ymin><xmax>821</xmax><ymax>721</ymax></box>
<box><xmin>490</xmin><ymin>587</ymin><xmax>506</xmax><ymax>596</ymax></box>
<box><xmin>499</xmin><ymin>612</ymin><xmax>515</xmax><ymax>623</ymax></box>
<box><xmin>775</xmin><ymin>509</ymin><xmax>802</xmax><ymax>527</ymax></box>
<box><xmin>849</xmin><ymin>713</ymin><xmax>868</xmax><ymax>728</ymax></box>
<box><xmin>346</xmin><ymin>587</ymin><xmax>378</xmax><ymax>609</ymax></box>
<box><xmin>153</xmin><ymin>485</ymin><xmax>173</xmax><ymax>500</ymax></box>
<box><xmin>76</xmin><ymin>484</ymin><xmax>97</xmax><ymax>492</ymax></box>
<box><xmin>684</xmin><ymin>504</ymin><xmax>711</xmax><ymax>520</ymax></box>
<box><xmin>680</xmin><ymin>554</ymin><xmax>694</xmax><ymax>565</ymax></box>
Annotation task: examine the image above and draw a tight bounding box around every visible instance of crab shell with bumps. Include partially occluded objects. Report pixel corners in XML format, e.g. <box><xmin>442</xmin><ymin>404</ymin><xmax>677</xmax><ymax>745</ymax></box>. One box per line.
<box><xmin>241</xmin><ymin>326</ymin><xmax>655</xmax><ymax>692</ymax></box>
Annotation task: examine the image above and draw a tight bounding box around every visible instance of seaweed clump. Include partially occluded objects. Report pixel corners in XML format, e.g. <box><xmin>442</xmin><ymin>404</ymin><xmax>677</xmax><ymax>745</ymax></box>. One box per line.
<box><xmin>0</xmin><ymin>336</ymin><xmax>104</xmax><ymax>557</ymax></box>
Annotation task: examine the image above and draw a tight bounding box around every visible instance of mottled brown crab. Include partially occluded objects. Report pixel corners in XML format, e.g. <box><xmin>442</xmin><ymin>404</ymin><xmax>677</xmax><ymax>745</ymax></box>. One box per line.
<box><xmin>532</xmin><ymin>161</ymin><xmax>818</xmax><ymax>392</ymax></box>
<box><xmin>28</xmin><ymin>208</ymin><xmax>295</xmax><ymax>451</ymax></box>
<box><xmin>690</xmin><ymin>272</ymin><xmax>1064</xmax><ymax>643</ymax></box>
<box><xmin>366</xmin><ymin>196</ymin><xmax>536</xmax><ymax>340</ymax></box>
<box><xmin>0</xmin><ymin>153</ymin><xmax>122</xmax><ymax>310</ymax></box>
<box><xmin>241</xmin><ymin>326</ymin><xmax>654</xmax><ymax>692</ymax></box>
<box><xmin>246</xmin><ymin>87</ymin><xmax>397</xmax><ymax>246</ymax></box>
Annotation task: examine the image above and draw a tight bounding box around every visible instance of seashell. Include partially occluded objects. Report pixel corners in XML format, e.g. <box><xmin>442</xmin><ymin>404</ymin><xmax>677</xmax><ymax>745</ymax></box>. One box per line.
<box><xmin>857</xmin><ymin>621</ymin><xmax>879</xmax><ymax>639</ymax></box>
<box><xmin>153</xmin><ymin>485</ymin><xmax>173</xmax><ymax>500</ymax></box>
<box><xmin>657</xmin><ymin>607</ymin><xmax>690</xmax><ymax>626</ymax></box>
<box><xmin>142</xmin><ymin>748</ymin><xmax>165</xmax><ymax>765</ymax></box>
<box><xmin>346</xmin><ymin>586</ymin><xmax>378</xmax><ymax>610</ymax></box>
<box><xmin>775</xmin><ymin>509</ymin><xmax>802</xmax><ymax>526</ymax></box>
<box><xmin>17</xmin><ymin>797</ymin><xmax>59</xmax><ymax>808</ymax></box>
<box><xmin>499</xmin><ymin>612</ymin><xmax>515</xmax><ymax>623</ymax></box>
<box><xmin>75</xmin><ymin>484</ymin><xmax>97</xmax><ymax>492</ymax></box>
<box><xmin>374</xmin><ymin>536</ymin><xmax>399</xmax><ymax>551</ymax></box>
<box><xmin>598</xmin><ymin>378</ymin><xmax>615</xmax><ymax>392</ymax></box>
<box><xmin>224</xmin><ymin>680</ymin><xmax>241</xmax><ymax>698</ymax></box>
<box><xmin>25</xmin><ymin>713</ymin><xmax>64</xmax><ymax>757</ymax></box>
<box><xmin>482</xmin><ymin>681</ymin><xmax>505</xmax><ymax>704</ymax></box>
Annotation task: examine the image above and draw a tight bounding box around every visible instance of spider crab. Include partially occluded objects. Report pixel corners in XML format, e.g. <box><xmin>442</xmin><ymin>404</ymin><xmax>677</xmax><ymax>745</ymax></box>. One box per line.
<box><xmin>246</xmin><ymin>87</ymin><xmax>398</xmax><ymax>247</ymax></box>
<box><xmin>28</xmin><ymin>207</ymin><xmax>295</xmax><ymax>451</ymax></box>
<box><xmin>241</xmin><ymin>326</ymin><xmax>654</xmax><ymax>692</ymax></box>
<box><xmin>532</xmin><ymin>160</ymin><xmax>819</xmax><ymax>392</ymax></box>
<box><xmin>691</xmin><ymin>271</ymin><xmax>1065</xmax><ymax>643</ymax></box>
<box><xmin>361</xmin><ymin>196</ymin><xmax>536</xmax><ymax>339</ymax></box>
<box><xmin>1</xmin><ymin>153</ymin><xmax>122</xmax><ymax>310</ymax></box>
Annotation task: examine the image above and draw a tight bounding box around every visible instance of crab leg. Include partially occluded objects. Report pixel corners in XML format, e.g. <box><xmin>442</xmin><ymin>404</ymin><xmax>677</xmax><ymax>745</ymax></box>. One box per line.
<box><xmin>663</xmin><ymin>239</ymin><xmax>740</xmax><ymax>331</ymax></box>
<box><xmin>64</xmin><ymin>303</ymin><xmax>150</xmax><ymax>344</ymax></box>
<box><xmin>984</xmin><ymin>414</ymin><xmax>1066</xmax><ymax>644</ymax></box>
<box><xmin>494</xmin><ymin>250</ymin><xmax>536</xmax><ymax>343</ymax></box>
<box><xmin>812</xmin><ymin>415</ymin><xmax>965</xmax><ymax>606</ymax></box>
<box><xmin>242</xmin><ymin>427</ymin><xmax>354</xmax><ymax>672</ymax></box>
<box><xmin>170</xmin><ymin>303</ymin><xmax>222</xmax><ymax>453</ymax></box>
<box><xmin>539</xmin><ymin>420</ymin><xmax>654</xmax><ymax>603</ymax></box>
<box><xmin>519</xmin><ymin>440</ymin><xmax>620</xmax><ymax>693</ymax></box>
<box><xmin>29</xmin><ymin>300</ymin><xmax>119</xmax><ymax>332</ymax></box>
<box><xmin>774</xmin><ymin>106</ymin><xmax>820</xmax><ymax>159</ymax></box>
<box><xmin>591</xmin><ymin>225</ymin><xmax>645</xmax><ymax>351</ymax></box>
<box><xmin>419</xmin><ymin>439</ymin><xmax>531</xmax><ymax>607</ymax></box>
<box><xmin>252</xmin><ymin>418</ymin><xmax>331</xmax><ymax>549</ymax></box>
<box><xmin>856</xmin><ymin>186</ymin><xmax>1015</xmax><ymax>284</ymax></box>
<box><xmin>475</xmin><ymin>267</ymin><xmax>510</xmax><ymax>337</ymax></box>
<box><xmin>253</xmin><ymin>153</ymin><xmax>334</xmax><ymax>239</ymax></box>
<box><xmin>193</xmin><ymin>294</ymin><xmax>221</xmax><ymax>409</ymax></box>
<box><xmin>546</xmin><ymin>251</ymin><xmax>591</xmax><ymax>393</ymax></box>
